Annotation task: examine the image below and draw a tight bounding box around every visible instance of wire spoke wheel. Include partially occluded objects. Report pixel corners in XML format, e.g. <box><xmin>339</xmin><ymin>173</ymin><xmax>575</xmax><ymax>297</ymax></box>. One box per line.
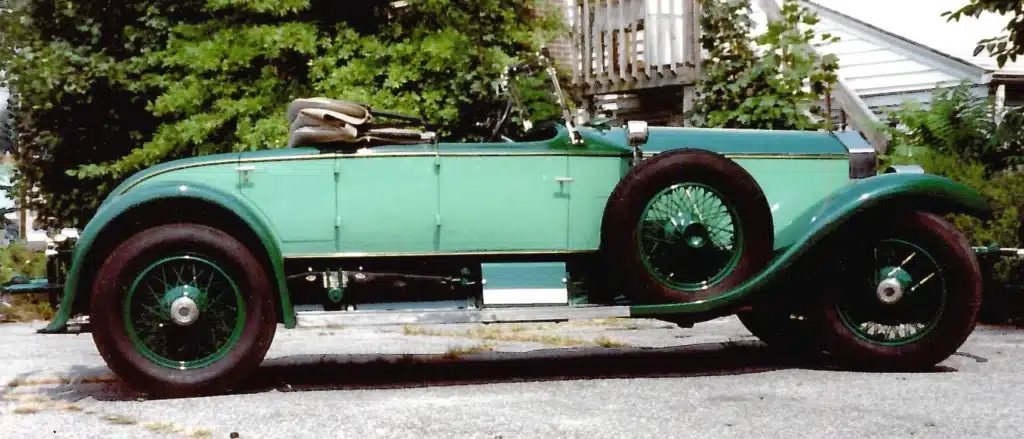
<box><xmin>90</xmin><ymin>223</ymin><xmax>277</xmax><ymax>397</ymax></box>
<box><xmin>601</xmin><ymin>149</ymin><xmax>773</xmax><ymax>305</ymax></box>
<box><xmin>637</xmin><ymin>182</ymin><xmax>743</xmax><ymax>291</ymax></box>
<box><xmin>835</xmin><ymin>239</ymin><xmax>946</xmax><ymax>346</ymax></box>
<box><xmin>815</xmin><ymin>211</ymin><xmax>982</xmax><ymax>371</ymax></box>
<box><xmin>123</xmin><ymin>254</ymin><xmax>245</xmax><ymax>370</ymax></box>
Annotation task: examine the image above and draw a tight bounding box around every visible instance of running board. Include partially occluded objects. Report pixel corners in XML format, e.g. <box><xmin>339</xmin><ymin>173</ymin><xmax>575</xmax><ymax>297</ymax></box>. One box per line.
<box><xmin>294</xmin><ymin>305</ymin><xmax>632</xmax><ymax>327</ymax></box>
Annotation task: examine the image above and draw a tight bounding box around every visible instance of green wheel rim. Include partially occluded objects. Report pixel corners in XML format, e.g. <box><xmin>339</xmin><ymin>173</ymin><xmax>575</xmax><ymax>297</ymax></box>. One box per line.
<box><xmin>636</xmin><ymin>182</ymin><xmax>743</xmax><ymax>291</ymax></box>
<box><xmin>836</xmin><ymin>239</ymin><xmax>946</xmax><ymax>347</ymax></box>
<box><xmin>123</xmin><ymin>255</ymin><xmax>246</xmax><ymax>370</ymax></box>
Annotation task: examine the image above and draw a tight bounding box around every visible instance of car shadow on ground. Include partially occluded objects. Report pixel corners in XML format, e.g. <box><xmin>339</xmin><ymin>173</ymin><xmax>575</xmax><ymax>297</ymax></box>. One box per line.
<box><xmin>242</xmin><ymin>340</ymin><xmax>958</xmax><ymax>395</ymax></box>
<box><xmin>4</xmin><ymin>340</ymin><xmax>958</xmax><ymax>403</ymax></box>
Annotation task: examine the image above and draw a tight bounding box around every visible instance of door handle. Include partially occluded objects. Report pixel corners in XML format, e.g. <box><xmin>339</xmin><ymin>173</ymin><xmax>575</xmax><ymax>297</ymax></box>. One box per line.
<box><xmin>555</xmin><ymin>176</ymin><xmax>574</xmax><ymax>183</ymax></box>
<box><xmin>236</xmin><ymin>165</ymin><xmax>256</xmax><ymax>183</ymax></box>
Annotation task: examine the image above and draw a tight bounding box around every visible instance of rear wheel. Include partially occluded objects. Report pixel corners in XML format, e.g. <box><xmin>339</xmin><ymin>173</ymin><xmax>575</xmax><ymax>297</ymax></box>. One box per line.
<box><xmin>90</xmin><ymin>223</ymin><xmax>277</xmax><ymax>397</ymax></box>
<box><xmin>600</xmin><ymin>149</ymin><xmax>774</xmax><ymax>305</ymax></box>
<box><xmin>738</xmin><ymin>306</ymin><xmax>821</xmax><ymax>356</ymax></box>
<box><xmin>813</xmin><ymin>211</ymin><xmax>982</xmax><ymax>370</ymax></box>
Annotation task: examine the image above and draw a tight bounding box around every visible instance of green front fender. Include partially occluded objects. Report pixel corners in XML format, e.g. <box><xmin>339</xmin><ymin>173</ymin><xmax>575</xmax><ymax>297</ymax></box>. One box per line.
<box><xmin>42</xmin><ymin>181</ymin><xmax>295</xmax><ymax>333</ymax></box>
<box><xmin>631</xmin><ymin>172</ymin><xmax>991</xmax><ymax>316</ymax></box>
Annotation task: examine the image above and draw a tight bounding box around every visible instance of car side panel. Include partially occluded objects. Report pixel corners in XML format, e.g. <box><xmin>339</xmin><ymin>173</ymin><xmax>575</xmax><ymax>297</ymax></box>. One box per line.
<box><xmin>237</xmin><ymin>157</ymin><xmax>337</xmax><ymax>254</ymax></box>
<box><xmin>730</xmin><ymin>157</ymin><xmax>851</xmax><ymax>240</ymax></box>
<box><xmin>336</xmin><ymin>155</ymin><xmax>440</xmax><ymax>254</ymax></box>
<box><xmin>437</xmin><ymin>154</ymin><xmax>570</xmax><ymax>251</ymax></box>
<box><xmin>139</xmin><ymin>162</ymin><xmax>240</xmax><ymax>191</ymax></box>
<box><xmin>566</xmin><ymin>156</ymin><xmax>630</xmax><ymax>250</ymax></box>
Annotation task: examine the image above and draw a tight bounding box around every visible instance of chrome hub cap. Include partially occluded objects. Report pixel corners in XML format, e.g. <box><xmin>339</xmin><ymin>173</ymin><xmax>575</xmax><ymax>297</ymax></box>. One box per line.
<box><xmin>169</xmin><ymin>296</ymin><xmax>200</xmax><ymax>326</ymax></box>
<box><xmin>876</xmin><ymin>277</ymin><xmax>904</xmax><ymax>305</ymax></box>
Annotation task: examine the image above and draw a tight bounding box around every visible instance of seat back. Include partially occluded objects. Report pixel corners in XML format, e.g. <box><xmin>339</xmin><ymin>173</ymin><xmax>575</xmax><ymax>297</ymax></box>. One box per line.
<box><xmin>286</xmin><ymin>97</ymin><xmax>434</xmax><ymax>148</ymax></box>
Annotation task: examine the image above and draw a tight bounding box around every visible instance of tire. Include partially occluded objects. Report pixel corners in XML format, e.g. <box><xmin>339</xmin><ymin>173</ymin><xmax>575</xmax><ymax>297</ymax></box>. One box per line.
<box><xmin>89</xmin><ymin>223</ymin><xmax>277</xmax><ymax>397</ymax></box>
<box><xmin>813</xmin><ymin>210</ymin><xmax>982</xmax><ymax>371</ymax></box>
<box><xmin>600</xmin><ymin>149</ymin><xmax>775</xmax><ymax>304</ymax></box>
<box><xmin>738</xmin><ymin>307</ymin><xmax>822</xmax><ymax>356</ymax></box>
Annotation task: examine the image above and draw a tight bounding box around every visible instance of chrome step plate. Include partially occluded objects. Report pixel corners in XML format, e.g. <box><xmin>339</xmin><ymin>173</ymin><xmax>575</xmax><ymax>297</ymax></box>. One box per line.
<box><xmin>294</xmin><ymin>305</ymin><xmax>631</xmax><ymax>327</ymax></box>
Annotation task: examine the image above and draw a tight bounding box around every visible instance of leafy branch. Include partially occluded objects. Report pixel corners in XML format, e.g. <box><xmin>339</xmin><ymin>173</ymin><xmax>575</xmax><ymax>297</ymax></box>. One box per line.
<box><xmin>944</xmin><ymin>0</ymin><xmax>1023</xmax><ymax>68</ymax></box>
<box><xmin>689</xmin><ymin>0</ymin><xmax>840</xmax><ymax>130</ymax></box>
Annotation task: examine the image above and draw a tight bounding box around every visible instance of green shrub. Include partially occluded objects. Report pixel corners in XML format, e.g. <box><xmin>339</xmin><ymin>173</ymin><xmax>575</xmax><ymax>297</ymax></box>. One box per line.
<box><xmin>0</xmin><ymin>242</ymin><xmax>47</xmax><ymax>281</ymax></box>
<box><xmin>0</xmin><ymin>243</ymin><xmax>52</xmax><ymax>323</ymax></box>
<box><xmin>689</xmin><ymin>0</ymin><xmax>840</xmax><ymax>130</ymax></box>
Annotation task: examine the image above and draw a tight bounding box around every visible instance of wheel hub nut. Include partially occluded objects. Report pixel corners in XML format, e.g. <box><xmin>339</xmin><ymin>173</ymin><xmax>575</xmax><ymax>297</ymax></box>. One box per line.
<box><xmin>876</xmin><ymin>277</ymin><xmax>904</xmax><ymax>305</ymax></box>
<box><xmin>170</xmin><ymin>296</ymin><xmax>200</xmax><ymax>326</ymax></box>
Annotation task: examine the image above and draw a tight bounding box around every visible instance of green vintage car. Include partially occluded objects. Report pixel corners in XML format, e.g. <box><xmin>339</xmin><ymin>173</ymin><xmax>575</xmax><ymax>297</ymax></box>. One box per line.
<box><xmin>29</xmin><ymin>51</ymin><xmax>990</xmax><ymax>397</ymax></box>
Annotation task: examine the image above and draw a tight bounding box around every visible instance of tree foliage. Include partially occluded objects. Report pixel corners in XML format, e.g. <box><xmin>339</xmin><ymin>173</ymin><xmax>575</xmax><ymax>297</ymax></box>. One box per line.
<box><xmin>689</xmin><ymin>0</ymin><xmax>840</xmax><ymax>130</ymax></box>
<box><xmin>945</xmin><ymin>0</ymin><xmax>1024</xmax><ymax>68</ymax></box>
<box><xmin>0</xmin><ymin>242</ymin><xmax>46</xmax><ymax>281</ymax></box>
<box><xmin>0</xmin><ymin>101</ymin><xmax>12</xmax><ymax>154</ymax></box>
<box><xmin>881</xmin><ymin>84</ymin><xmax>1024</xmax><ymax>178</ymax></box>
<box><xmin>0</xmin><ymin>0</ymin><xmax>565</xmax><ymax>230</ymax></box>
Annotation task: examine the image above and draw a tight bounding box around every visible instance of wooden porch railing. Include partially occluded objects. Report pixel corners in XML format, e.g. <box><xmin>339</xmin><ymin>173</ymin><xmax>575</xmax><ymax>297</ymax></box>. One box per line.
<box><xmin>568</xmin><ymin>0</ymin><xmax>700</xmax><ymax>96</ymax></box>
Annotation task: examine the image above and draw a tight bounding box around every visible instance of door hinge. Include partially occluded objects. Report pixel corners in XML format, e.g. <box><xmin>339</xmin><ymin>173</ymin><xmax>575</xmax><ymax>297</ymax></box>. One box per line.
<box><xmin>335</xmin><ymin>216</ymin><xmax>341</xmax><ymax>228</ymax></box>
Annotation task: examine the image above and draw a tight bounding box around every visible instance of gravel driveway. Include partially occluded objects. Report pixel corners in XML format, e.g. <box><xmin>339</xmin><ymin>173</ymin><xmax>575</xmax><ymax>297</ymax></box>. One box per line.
<box><xmin>1</xmin><ymin>316</ymin><xmax>1022</xmax><ymax>439</ymax></box>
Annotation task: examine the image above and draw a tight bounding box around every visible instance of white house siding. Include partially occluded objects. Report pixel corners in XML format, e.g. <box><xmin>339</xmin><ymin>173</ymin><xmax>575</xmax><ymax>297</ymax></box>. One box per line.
<box><xmin>800</xmin><ymin>1</ymin><xmax>998</xmax><ymax>120</ymax></box>
<box><xmin>807</xmin><ymin>0</ymin><xmax>1024</xmax><ymax>75</ymax></box>
<box><xmin>747</xmin><ymin>1</ymin><xmax>1002</xmax><ymax>119</ymax></box>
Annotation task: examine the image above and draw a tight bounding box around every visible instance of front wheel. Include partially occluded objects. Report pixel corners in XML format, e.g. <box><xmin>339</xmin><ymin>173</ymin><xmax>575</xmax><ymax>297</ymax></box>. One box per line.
<box><xmin>89</xmin><ymin>223</ymin><xmax>278</xmax><ymax>397</ymax></box>
<box><xmin>813</xmin><ymin>211</ymin><xmax>982</xmax><ymax>371</ymax></box>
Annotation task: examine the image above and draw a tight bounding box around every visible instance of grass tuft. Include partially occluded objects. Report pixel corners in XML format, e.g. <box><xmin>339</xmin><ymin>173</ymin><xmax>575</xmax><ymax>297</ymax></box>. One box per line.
<box><xmin>102</xmin><ymin>414</ymin><xmax>138</xmax><ymax>425</ymax></box>
<box><xmin>12</xmin><ymin>404</ymin><xmax>42</xmax><ymax>414</ymax></box>
<box><xmin>0</xmin><ymin>293</ymin><xmax>55</xmax><ymax>323</ymax></box>
<box><xmin>55</xmin><ymin>402</ymin><xmax>82</xmax><ymax>411</ymax></box>
<box><xmin>593</xmin><ymin>335</ymin><xmax>630</xmax><ymax>348</ymax></box>
<box><xmin>144</xmin><ymin>422</ymin><xmax>177</xmax><ymax>433</ymax></box>
<box><xmin>441</xmin><ymin>342</ymin><xmax>497</xmax><ymax>359</ymax></box>
<box><xmin>404</xmin><ymin>324</ymin><xmax>631</xmax><ymax>348</ymax></box>
<box><xmin>190</xmin><ymin>427</ymin><xmax>214</xmax><ymax>437</ymax></box>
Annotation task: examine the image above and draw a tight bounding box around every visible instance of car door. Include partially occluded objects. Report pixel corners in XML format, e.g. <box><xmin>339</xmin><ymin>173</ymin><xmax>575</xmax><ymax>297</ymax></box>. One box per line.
<box><xmin>436</xmin><ymin>142</ymin><xmax>570</xmax><ymax>252</ymax></box>
<box><xmin>335</xmin><ymin>147</ymin><xmax>441</xmax><ymax>254</ymax></box>
<box><xmin>238</xmin><ymin>148</ymin><xmax>338</xmax><ymax>255</ymax></box>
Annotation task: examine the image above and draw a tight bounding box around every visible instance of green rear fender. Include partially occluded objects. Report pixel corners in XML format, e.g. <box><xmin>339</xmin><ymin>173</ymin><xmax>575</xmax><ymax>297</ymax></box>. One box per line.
<box><xmin>42</xmin><ymin>181</ymin><xmax>294</xmax><ymax>333</ymax></box>
<box><xmin>631</xmin><ymin>172</ymin><xmax>991</xmax><ymax>316</ymax></box>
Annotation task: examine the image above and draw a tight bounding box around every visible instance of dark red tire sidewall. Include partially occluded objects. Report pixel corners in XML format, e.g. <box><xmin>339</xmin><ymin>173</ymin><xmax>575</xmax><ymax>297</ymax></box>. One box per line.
<box><xmin>601</xmin><ymin>149</ymin><xmax>774</xmax><ymax>304</ymax></box>
<box><xmin>90</xmin><ymin>223</ymin><xmax>277</xmax><ymax>397</ymax></box>
<box><xmin>815</xmin><ymin>211</ymin><xmax>982</xmax><ymax>370</ymax></box>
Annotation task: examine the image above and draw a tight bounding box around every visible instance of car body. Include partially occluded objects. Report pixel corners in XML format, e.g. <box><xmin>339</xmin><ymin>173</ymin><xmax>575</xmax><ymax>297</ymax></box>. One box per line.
<box><xmin>18</xmin><ymin>53</ymin><xmax>992</xmax><ymax>397</ymax></box>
